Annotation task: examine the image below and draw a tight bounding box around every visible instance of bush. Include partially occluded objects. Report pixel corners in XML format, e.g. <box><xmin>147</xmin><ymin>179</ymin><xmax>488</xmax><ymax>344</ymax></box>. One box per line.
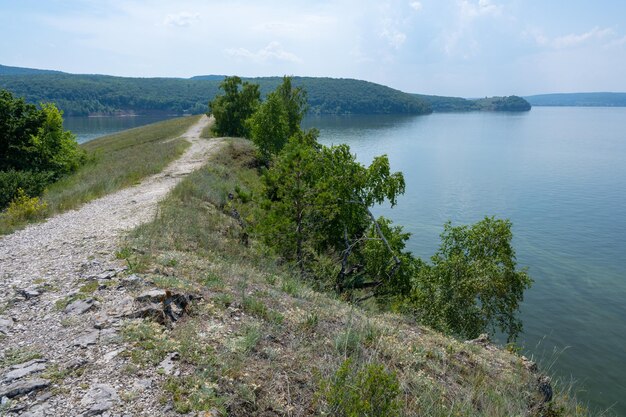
<box><xmin>0</xmin><ymin>170</ymin><xmax>54</xmax><ymax>208</ymax></box>
<box><xmin>318</xmin><ymin>358</ymin><xmax>401</xmax><ymax>417</ymax></box>
<box><xmin>5</xmin><ymin>189</ymin><xmax>48</xmax><ymax>223</ymax></box>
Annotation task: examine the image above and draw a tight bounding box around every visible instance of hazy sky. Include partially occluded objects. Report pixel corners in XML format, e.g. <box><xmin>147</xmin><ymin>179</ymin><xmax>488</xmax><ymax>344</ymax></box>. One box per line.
<box><xmin>2</xmin><ymin>0</ymin><xmax>626</xmax><ymax>96</ymax></box>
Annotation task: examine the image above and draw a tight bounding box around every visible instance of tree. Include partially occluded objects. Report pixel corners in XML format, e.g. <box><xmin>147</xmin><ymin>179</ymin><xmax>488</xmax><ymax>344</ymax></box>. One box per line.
<box><xmin>259</xmin><ymin>132</ymin><xmax>408</xmax><ymax>300</ymax></box>
<box><xmin>1</xmin><ymin>90</ymin><xmax>85</xmax><ymax>208</ymax></box>
<box><xmin>247</xmin><ymin>76</ymin><xmax>308</xmax><ymax>162</ymax></box>
<box><xmin>247</xmin><ymin>91</ymin><xmax>290</xmax><ymax>162</ymax></box>
<box><xmin>409</xmin><ymin>217</ymin><xmax>532</xmax><ymax>341</ymax></box>
<box><xmin>209</xmin><ymin>76</ymin><xmax>260</xmax><ymax>137</ymax></box>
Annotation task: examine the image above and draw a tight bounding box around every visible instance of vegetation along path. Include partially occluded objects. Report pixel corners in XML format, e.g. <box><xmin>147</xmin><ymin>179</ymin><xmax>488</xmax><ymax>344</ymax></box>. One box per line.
<box><xmin>0</xmin><ymin>115</ymin><xmax>222</xmax><ymax>416</ymax></box>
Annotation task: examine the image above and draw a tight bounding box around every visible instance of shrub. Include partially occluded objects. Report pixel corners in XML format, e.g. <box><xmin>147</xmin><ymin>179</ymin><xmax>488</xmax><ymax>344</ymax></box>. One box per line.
<box><xmin>5</xmin><ymin>189</ymin><xmax>48</xmax><ymax>222</ymax></box>
<box><xmin>318</xmin><ymin>358</ymin><xmax>401</xmax><ymax>417</ymax></box>
<box><xmin>0</xmin><ymin>170</ymin><xmax>54</xmax><ymax>209</ymax></box>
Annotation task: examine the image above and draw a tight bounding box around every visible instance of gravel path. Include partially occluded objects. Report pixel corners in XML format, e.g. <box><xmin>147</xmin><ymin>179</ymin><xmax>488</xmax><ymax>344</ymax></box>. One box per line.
<box><xmin>0</xmin><ymin>115</ymin><xmax>222</xmax><ymax>416</ymax></box>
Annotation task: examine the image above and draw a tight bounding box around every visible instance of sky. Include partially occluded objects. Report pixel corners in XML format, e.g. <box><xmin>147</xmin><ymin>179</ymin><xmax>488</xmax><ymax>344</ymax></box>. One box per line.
<box><xmin>2</xmin><ymin>0</ymin><xmax>626</xmax><ymax>97</ymax></box>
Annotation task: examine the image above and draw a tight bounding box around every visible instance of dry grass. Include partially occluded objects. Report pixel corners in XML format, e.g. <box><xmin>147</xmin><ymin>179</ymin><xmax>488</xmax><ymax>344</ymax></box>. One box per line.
<box><xmin>120</xmin><ymin>139</ymin><xmax>591</xmax><ymax>416</ymax></box>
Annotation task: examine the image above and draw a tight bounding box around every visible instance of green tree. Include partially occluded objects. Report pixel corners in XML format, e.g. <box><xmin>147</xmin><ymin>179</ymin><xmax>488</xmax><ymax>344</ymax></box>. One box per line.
<box><xmin>209</xmin><ymin>76</ymin><xmax>260</xmax><ymax>137</ymax></box>
<box><xmin>1</xmin><ymin>90</ymin><xmax>85</xmax><ymax>208</ymax></box>
<box><xmin>247</xmin><ymin>76</ymin><xmax>308</xmax><ymax>162</ymax></box>
<box><xmin>247</xmin><ymin>91</ymin><xmax>290</xmax><ymax>162</ymax></box>
<box><xmin>260</xmin><ymin>132</ymin><xmax>408</xmax><ymax>299</ymax></box>
<box><xmin>409</xmin><ymin>217</ymin><xmax>532</xmax><ymax>341</ymax></box>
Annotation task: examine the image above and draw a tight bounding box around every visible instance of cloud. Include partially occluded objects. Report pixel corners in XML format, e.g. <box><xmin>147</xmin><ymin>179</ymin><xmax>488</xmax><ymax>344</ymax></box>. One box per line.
<box><xmin>552</xmin><ymin>27</ymin><xmax>612</xmax><ymax>48</ymax></box>
<box><xmin>226</xmin><ymin>41</ymin><xmax>302</xmax><ymax>63</ymax></box>
<box><xmin>164</xmin><ymin>12</ymin><xmax>199</xmax><ymax>27</ymax></box>
<box><xmin>409</xmin><ymin>1</ymin><xmax>423</xmax><ymax>11</ymax></box>
<box><xmin>459</xmin><ymin>0</ymin><xmax>502</xmax><ymax>20</ymax></box>
<box><xmin>380</xmin><ymin>19</ymin><xmax>407</xmax><ymax>49</ymax></box>
<box><xmin>606</xmin><ymin>35</ymin><xmax>626</xmax><ymax>48</ymax></box>
<box><xmin>527</xmin><ymin>27</ymin><xmax>614</xmax><ymax>49</ymax></box>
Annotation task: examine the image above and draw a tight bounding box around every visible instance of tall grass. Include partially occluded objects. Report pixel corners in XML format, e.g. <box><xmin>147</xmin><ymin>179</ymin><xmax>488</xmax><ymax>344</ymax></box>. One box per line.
<box><xmin>0</xmin><ymin>115</ymin><xmax>199</xmax><ymax>234</ymax></box>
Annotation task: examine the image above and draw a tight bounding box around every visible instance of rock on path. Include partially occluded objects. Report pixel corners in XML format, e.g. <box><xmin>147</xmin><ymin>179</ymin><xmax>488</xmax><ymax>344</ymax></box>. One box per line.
<box><xmin>0</xmin><ymin>116</ymin><xmax>221</xmax><ymax>416</ymax></box>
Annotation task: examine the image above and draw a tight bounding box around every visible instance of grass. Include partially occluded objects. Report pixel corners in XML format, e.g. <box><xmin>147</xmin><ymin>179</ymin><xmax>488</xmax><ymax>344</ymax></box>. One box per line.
<box><xmin>117</xmin><ymin>138</ymin><xmax>592</xmax><ymax>416</ymax></box>
<box><xmin>0</xmin><ymin>115</ymin><xmax>200</xmax><ymax>235</ymax></box>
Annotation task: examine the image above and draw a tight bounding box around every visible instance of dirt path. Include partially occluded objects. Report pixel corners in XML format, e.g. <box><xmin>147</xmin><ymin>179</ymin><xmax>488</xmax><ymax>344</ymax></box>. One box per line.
<box><xmin>0</xmin><ymin>115</ymin><xmax>223</xmax><ymax>416</ymax></box>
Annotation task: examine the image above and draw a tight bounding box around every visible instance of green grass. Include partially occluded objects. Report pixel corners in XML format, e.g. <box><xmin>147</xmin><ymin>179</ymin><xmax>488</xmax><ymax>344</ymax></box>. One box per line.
<box><xmin>118</xmin><ymin>138</ymin><xmax>592</xmax><ymax>416</ymax></box>
<box><xmin>0</xmin><ymin>115</ymin><xmax>200</xmax><ymax>235</ymax></box>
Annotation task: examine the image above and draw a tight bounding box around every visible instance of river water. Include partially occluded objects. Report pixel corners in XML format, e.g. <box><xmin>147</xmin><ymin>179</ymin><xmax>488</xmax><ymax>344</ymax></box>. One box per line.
<box><xmin>305</xmin><ymin>107</ymin><xmax>626</xmax><ymax>415</ymax></box>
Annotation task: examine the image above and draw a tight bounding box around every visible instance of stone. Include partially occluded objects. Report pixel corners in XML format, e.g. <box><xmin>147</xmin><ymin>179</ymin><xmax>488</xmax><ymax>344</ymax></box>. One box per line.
<box><xmin>65</xmin><ymin>298</ymin><xmax>96</xmax><ymax>315</ymax></box>
<box><xmin>0</xmin><ymin>378</ymin><xmax>50</xmax><ymax>398</ymax></box>
<box><xmin>80</xmin><ymin>384</ymin><xmax>119</xmax><ymax>416</ymax></box>
<box><xmin>0</xmin><ymin>317</ymin><xmax>14</xmax><ymax>334</ymax></box>
<box><xmin>73</xmin><ymin>330</ymin><xmax>100</xmax><ymax>348</ymax></box>
<box><xmin>132</xmin><ymin>379</ymin><xmax>152</xmax><ymax>391</ymax></box>
<box><xmin>120</xmin><ymin>274</ymin><xmax>141</xmax><ymax>287</ymax></box>
<box><xmin>135</xmin><ymin>289</ymin><xmax>167</xmax><ymax>303</ymax></box>
<box><xmin>99</xmin><ymin>328</ymin><xmax>118</xmax><ymax>344</ymax></box>
<box><xmin>538</xmin><ymin>375</ymin><xmax>553</xmax><ymax>403</ymax></box>
<box><xmin>16</xmin><ymin>289</ymin><xmax>42</xmax><ymax>300</ymax></box>
<box><xmin>3</xmin><ymin>359</ymin><xmax>47</xmax><ymax>382</ymax></box>
<box><xmin>106</xmin><ymin>295</ymin><xmax>136</xmax><ymax>318</ymax></box>
<box><xmin>93</xmin><ymin>312</ymin><xmax>112</xmax><ymax>329</ymax></box>
<box><xmin>158</xmin><ymin>352</ymin><xmax>180</xmax><ymax>375</ymax></box>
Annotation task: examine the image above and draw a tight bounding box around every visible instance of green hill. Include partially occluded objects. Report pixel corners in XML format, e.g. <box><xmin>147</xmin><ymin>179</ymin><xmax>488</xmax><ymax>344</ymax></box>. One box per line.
<box><xmin>0</xmin><ymin>64</ymin><xmax>64</xmax><ymax>76</ymax></box>
<box><xmin>414</xmin><ymin>94</ymin><xmax>531</xmax><ymax>112</ymax></box>
<box><xmin>0</xmin><ymin>67</ymin><xmax>431</xmax><ymax>116</ymax></box>
<box><xmin>525</xmin><ymin>92</ymin><xmax>626</xmax><ymax>107</ymax></box>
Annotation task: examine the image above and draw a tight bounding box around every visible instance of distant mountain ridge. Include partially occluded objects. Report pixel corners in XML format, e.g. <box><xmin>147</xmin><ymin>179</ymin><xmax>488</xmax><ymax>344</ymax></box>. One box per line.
<box><xmin>525</xmin><ymin>92</ymin><xmax>626</xmax><ymax>107</ymax></box>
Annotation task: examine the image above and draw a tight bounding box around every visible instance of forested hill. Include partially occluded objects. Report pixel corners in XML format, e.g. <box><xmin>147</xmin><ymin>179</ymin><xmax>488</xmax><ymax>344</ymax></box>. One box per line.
<box><xmin>0</xmin><ymin>64</ymin><xmax>64</xmax><ymax>76</ymax></box>
<box><xmin>0</xmin><ymin>67</ymin><xmax>431</xmax><ymax>116</ymax></box>
<box><xmin>525</xmin><ymin>92</ymin><xmax>626</xmax><ymax>107</ymax></box>
<box><xmin>414</xmin><ymin>94</ymin><xmax>531</xmax><ymax>112</ymax></box>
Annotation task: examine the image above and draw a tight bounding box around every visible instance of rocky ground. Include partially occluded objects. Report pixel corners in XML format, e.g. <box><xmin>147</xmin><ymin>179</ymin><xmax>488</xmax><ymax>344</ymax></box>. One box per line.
<box><xmin>0</xmin><ymin>116</ymin><xmax>222</xmax><ymax>416</ymax></box>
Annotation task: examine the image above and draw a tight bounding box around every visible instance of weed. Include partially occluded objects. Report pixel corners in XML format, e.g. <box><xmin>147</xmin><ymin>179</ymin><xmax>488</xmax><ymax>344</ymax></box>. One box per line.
<box><xmin>122</xmin><ymin>321</ymin><xmax>177</xmax><ymax>366</ymax></box>
<box><xmin>334</xmin><ymin>328</ymin><xmax>362</xmax><ymax>357</ymax></box>
<box><xmin>280</xmin><ymin>276</ymin><xmax>300</xmax><ymax>297</ymax></box>
<box><xmin>239</xmin><ymin>324</ymin><xmax>262</xmax><ymax>354</ymax></box>
<box><xmin>242</xmin><ymin>296</ymin><xmax>284</xmax><ymax>325</ymax></box>
<box><xmin>213</xmin><ymin>293</ymin><xmax>233</xmax><ymax>309</ymax></box>
<box><xmin>299</xmin><ymin>312</ymin><xmax>319</xmax><ymax>333</ymax></box>
<box><xmin>317</xmin><ymin>358</ymin><xmax>401</xmax><ymax>417</ymax></box>
<box><xmin>0</xmin><ymin>347</ymin><xmax>42</xmax><ymax>367</ymax></box>
<box><xmin>163</xmin><ymin>372</ymin><xmax>224</xmax><ymax>414</ymax></box>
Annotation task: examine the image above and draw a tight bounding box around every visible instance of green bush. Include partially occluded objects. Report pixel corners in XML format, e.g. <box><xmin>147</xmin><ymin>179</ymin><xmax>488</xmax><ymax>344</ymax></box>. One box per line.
<box><xmin>0</xmin><ymin>170</ymin><xmax>54</xmax><ymax>208</ymax></box>
<box><xmin>318</xmin><ymin>358</ymin><xmax>401</xmax><ymax>417</ymax></box>
<box><xmin>4</xmin><ymin>189</ymin><xmax>48</xmax><ymax>223</ymax></box>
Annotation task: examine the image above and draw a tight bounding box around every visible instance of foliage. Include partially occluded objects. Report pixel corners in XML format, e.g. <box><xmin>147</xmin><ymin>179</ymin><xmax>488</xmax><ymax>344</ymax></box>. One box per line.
<box><xmin>0</xmin><ymin>169</ymin><xmax>53</xmax><ymax>208</ymax></box>
<box><xmin>247</xmin><ymin>90</ymin><xmax>289</xmax><ymax>161</ymax></box>
<box><xmin>209</xmin><ymin>76</ymin><xmax>260</xmax><ymax>137</ymax></box>
<box><xmin>318</xmin><ymin>358</ymin><xmax>401</xmax><ymax>417</ymax></box>
<box><xmin>5</xmin><ymin>188</ymin><xmax>48</xmax><ymax>222</ymax></box>
<box><xmin>414</xmin><ymin>94</ymin><xmax>531</xmax><ymax>112</ymax></box>
<box><xmin>0</xmin><ymin>89</ymin><xmax>85</xmax><ymax>210</ymax></box>
<box><xmin>0</xmin><ymin>72</ymin><xmax>432</xmax><ymax>116</ymax></box>
<box><xmin>259</xmin><ymin>130</ymin><xmax>409</xmax><ymax>299</ymax></box>
<box><xmin>408</xmin><ymin>217</ymin><xmax>532</xmax><ymax>341</ymax></box>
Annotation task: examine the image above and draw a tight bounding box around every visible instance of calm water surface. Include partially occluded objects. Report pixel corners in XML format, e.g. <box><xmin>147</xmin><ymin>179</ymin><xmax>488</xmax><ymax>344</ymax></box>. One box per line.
<box><xmin>304</xmin><ymin>107</ymin><xmax>626</xmax><ymax>415</ymax></box>
<box><xmin>64</xmin><ymin>114</ymin><xmax>177</xmax><ymax>144</ymax></box>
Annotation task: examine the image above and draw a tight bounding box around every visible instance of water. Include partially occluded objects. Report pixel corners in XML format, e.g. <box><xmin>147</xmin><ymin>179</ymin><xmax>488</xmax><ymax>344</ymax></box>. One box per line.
<box><xmin>304</xmin><ymin>108</ymin><xmax>626</xmax><ymax>415</ymax></box>
<box><xmin>64</xmin><ymin>114</ymin><xmax>177</xmax><ymax>144</ymax></box>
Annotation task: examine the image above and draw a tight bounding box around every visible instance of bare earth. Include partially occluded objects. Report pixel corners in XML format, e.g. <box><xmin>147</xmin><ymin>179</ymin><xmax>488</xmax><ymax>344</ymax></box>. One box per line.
<box><xmin>0</xmin><ymin>115</ymin><xmax>222</xmax><ymax>416</ymax></box>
